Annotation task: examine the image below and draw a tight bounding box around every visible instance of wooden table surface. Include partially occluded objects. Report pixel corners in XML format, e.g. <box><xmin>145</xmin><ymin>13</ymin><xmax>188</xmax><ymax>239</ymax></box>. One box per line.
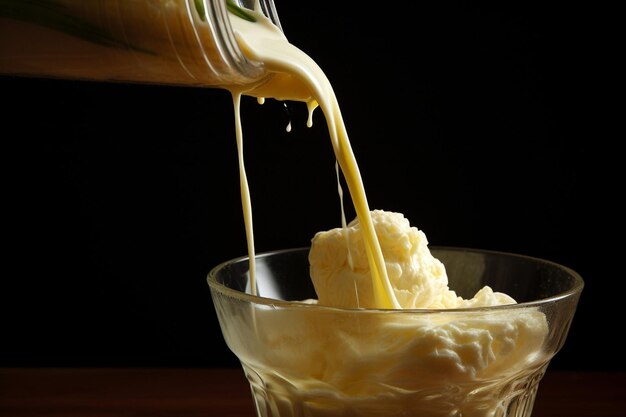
<box><xmin>1</xmin><ymin>368</ymin><xmax>624</xmax><ymax>416</ymax></box>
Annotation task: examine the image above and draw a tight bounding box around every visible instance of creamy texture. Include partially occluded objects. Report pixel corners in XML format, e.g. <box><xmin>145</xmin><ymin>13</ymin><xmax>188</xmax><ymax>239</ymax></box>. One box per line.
<box><xmin>239</xmin><ymin>302</ymin><xmax>548</xmax><ymax>417</ymax></box>
<box><xmin>310</xmin><ymin>210</ymin><xmax>516</xmax><ymax>309</ymax></box>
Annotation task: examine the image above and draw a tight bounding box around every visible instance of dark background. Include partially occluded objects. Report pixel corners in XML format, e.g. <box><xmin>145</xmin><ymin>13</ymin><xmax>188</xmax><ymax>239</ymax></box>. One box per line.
<box><xmin>1</xmin><ymin>2</ymin><xmax>617</xmax><ymax>370</ymax></box>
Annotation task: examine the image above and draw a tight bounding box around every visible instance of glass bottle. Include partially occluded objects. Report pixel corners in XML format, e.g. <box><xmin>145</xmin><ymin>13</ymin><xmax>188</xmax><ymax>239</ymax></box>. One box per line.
<box><xmin>0</xmin><ymin>0</ymin><xmax>281</xmax><ymax>88</ymax></box>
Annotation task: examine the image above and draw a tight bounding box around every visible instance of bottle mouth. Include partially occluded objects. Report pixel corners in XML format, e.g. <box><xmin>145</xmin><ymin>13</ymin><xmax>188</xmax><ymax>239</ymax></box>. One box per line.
<box><xmin>205</xmin><ymin>0</ymin><xmax>283</xmax><ymax>84</ymax></box>
<box><xmin>242</xmin><ymin>0</ymin><xmax>283</xmax><ymax>31</ymax></box>
<box><xmin>254</xmin><ymin>0</ymin><xmax>285</xmax><ymax>33</ymax></box>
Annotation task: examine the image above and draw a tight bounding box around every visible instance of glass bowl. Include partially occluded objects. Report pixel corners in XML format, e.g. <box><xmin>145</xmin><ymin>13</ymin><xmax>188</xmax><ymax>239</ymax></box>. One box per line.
<box><xmin>208</xmin><ymin>247</ymin><xmax>583</xmax><ymax>417</ymax></box>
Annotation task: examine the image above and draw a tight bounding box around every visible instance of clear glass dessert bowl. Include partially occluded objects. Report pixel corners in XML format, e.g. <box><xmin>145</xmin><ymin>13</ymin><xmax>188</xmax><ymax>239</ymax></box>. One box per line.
<box><xmin>207</xmin><ymin>247</ymin><xmax>583</xmax><ymax>417</ymax></box>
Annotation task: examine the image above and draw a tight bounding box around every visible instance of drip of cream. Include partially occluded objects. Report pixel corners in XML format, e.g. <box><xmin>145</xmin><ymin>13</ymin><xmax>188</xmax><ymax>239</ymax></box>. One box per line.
<box><xmin>231</xmin><ymin>90</ymin><xmax>257</xmax><ymax>295</ymax></box>
<box><xmin>335</xmin><ymin>161</ymin><xmax>354</xmax><ymax>271</ymax></box>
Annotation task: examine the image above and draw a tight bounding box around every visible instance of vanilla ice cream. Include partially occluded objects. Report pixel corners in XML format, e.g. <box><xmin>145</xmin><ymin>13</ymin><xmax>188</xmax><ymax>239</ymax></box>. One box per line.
<box><xmin>309</xmin><ymin>210</ymin><xmax>517</xmax><ymax>309</ymax></box>
<box><xmin>264</xmin><ymin>209</ymin><xmax>549</xmax><ymax>416</ymax></box>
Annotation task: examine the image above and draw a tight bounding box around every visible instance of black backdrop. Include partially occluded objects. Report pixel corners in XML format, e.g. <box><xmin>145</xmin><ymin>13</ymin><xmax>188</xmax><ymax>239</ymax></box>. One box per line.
<box><xmin>1</xmin><ymin>2</ymin><xmax>616</xmax><ymax>370</ymax></box>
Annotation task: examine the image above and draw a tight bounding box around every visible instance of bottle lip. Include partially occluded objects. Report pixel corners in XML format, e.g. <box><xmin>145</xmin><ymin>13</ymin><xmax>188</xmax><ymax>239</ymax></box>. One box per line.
<box><xmin>207</xmin><ymin>0</ymin><xmax>283</xmax><ymax>84</ymax></box>
<box><xmin>256</xmin><ymin>0</ymin><xmax>283</xmax><ymax>32</ymax></box>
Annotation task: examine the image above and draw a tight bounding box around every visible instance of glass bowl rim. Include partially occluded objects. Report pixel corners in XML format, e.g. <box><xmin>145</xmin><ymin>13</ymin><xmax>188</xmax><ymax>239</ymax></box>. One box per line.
<box><xmin>207</xmin><ymin>246</ymin><xmax>584</xmax><ymax>314</ymax></box>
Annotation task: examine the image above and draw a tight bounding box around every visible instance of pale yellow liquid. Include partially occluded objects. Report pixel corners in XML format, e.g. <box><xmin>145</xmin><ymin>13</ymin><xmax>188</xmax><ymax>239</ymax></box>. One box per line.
<box><xmin>228</xmin><ymin>12</ymin><xmax>399</xmax><ymax>308</ymax></box>
<box><xmin>217</xmin><ymin>10</ymin><xmax>549</xmax><ymax>417</ymax></box>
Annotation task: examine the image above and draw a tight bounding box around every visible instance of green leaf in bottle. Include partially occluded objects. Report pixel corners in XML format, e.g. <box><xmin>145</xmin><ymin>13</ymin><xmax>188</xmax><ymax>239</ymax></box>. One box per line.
<box><xmin>194</xmin><ymin>0</ymin><xmax>257</xmax><ymax>23</ymax></box>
